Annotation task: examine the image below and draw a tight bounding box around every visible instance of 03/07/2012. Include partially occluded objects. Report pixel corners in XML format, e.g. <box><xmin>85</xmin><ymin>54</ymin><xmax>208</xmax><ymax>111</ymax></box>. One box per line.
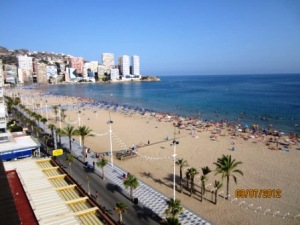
<box><xmin>235</xmin><ymin>189</ymin><xmax>281</xmax><ymax>198</ymax></box>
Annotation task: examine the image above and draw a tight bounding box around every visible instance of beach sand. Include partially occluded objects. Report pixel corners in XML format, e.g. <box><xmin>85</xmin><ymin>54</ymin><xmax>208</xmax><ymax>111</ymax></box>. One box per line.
<box><xmin>11</xmin><ymin>88</ymin><xmax>300</xmax><ymax>225</ymax></box>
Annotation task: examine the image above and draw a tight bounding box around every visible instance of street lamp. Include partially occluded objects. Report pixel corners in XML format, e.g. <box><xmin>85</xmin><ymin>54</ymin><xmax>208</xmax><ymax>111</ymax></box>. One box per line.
<box><xmin>40</xmin><ymin>99</ymin><xmax>43</xmax><ymax>116</ymax></box>
<box><xmin>78</xmin><ymin>111</ymin><xmax>82</xmax><ymax>146</ymax></box>
<box><xmin>172</xmin><ymin>124</ymin><xmax>179</xmax><ymax>201</ymax></box>
<box><xmin>59</xmin><ymin>105</ymin><xmax>62</xmax><ymax>129</ymax></box>
<box><xmin>107</xmin><ymin>94</ymin><xmax>114</xmax><ymax>168</ymax></box>
<box><xmin>172</xmin><ymin>139</ymin><xmax>179</xmax><ymax>201</ymax></box>
<box><xmin>45</xmin><ymin>100</ymin><xmax>48</xmax><ymax>122</ymax></box>
<box><xmin>107</xmin><ymin>111</ymin><xmax>113</xmax><ymax>168</ymax></box>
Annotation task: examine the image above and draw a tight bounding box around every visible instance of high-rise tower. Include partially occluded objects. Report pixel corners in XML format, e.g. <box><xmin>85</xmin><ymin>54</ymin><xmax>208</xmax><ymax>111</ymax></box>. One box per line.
<box><xmin>132</xmin><ymin>55</ymin><xmax>140</xmax><ymax>75</ymax></box>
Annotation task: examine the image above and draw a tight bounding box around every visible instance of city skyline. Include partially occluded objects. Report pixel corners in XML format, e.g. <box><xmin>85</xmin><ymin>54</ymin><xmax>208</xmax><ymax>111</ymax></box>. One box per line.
<box><xmin>1</xmin><ymin>0</ymin><xmax>300</xmax><ymax>76</ymax></box>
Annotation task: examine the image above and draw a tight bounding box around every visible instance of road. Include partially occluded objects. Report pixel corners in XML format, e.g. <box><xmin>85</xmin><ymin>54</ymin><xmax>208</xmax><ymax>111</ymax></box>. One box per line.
<box><xmin>56</xmin><ymin>154</ymin><xmax>161</xmax><ymax>225</ymax></box>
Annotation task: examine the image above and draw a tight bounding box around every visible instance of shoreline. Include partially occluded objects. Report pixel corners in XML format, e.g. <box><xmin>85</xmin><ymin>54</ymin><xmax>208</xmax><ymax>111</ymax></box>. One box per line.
<box><xmin>7</xmin><ymin>86</ymin><xmax>300</xmax><ymax>225</ymax></box>
<box><xmin>31</xmin><ymin>83</ymin><xmax>299</xmax><ymax>136</ymax></box>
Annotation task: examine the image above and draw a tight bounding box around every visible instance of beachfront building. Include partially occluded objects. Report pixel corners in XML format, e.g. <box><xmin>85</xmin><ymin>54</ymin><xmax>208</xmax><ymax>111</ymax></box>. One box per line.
<box><xmin>119</xmin><ymin>55</ymin><xmax>130</xmax><ymax>76</ymax></box>
<box><xmin>1</xmin><ymin>158</ymin><xmax>116</xmax><ymax>225</ymax></box>
<box><xmin>69</xmin><ymin>57</ymin><xmax>84</xmax><ymax>75</ymax></box>
<box><xmin>97</xmin><ymin>65</ymin><xmax>106</xmax><ymax>80</ymax></box>
<box><xmin>0</xmin><ymin>60</ymin><xmax>7</xmax><ymax>143</ymax></box>
<box><xmin>132</xmin><ymin>55</ymin><xmax>140</xmax><ymax>75</ymax></box>
<box><xmin>82</xmin><ymin>63</ymin><xmax>90</xmax><ymax>77</ymax></box>
<box><xmin>3</xmin><ymin>64</ymin><xmax>18</xmax><ymax>84</ymax></box>
<box><xmin>36</xmin><ymin>63</ymin><xmax>48</xmax><ymax>84</ymax></box>
<box><xmin>65</xmin><ymin>67</ymin><xmax>77</xmax><ymax>82</ymax></box>
<box><xmin>17</xmin><ymin>55</ymin><xmax>33</xmax><ymax>84</ymax></box>
<box><xmin>102</xmin><ymin>53</ymin><xmax>114</xmax><ymax>74</ymax></box>
<box><xmin>46</xmin><ymin>65</ymin><xmax>57</xmax><ymax>79</ymax></box>
<box><xmin>110</xmin><ymin>68</ymin><xmax>120</xmax><ymax>81</ymax></box>
<box><xmin>17</xmin><ymin>55</ymin><xmax>33</xmax><ymax>71</ymax></box>
<box><xmin>90</xmin><ymin>61</ymin><xmax>99</xmax><ymax>73</ymax></box>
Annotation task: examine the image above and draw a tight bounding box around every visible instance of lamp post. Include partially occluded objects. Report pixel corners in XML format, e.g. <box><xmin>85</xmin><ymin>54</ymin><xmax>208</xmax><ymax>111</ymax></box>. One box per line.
<box><xmin>108</xmin><ymin>94</ymin><xmax>114</xmax><ymax>168</ymax></box>
<box><xmin>172</xmin><ymin>139</ymin><xmax>179</xmax><ymax>201</ymax></box>
<box><xmin>59</xmin><ymin>105</ymin><xmax>62</xmax><ymax>129</ymax></box>
<box><xmin>108</xmin><ymin>111</ymin><xmax>113</xmax><ymax>168</ymax></box>
<box><xmin>172</xmin><ymin>125</ymin><xmax>179</xmax><ymax>201</ymax></box>
<box><xmin>45</xmin><ymin>100</ymin><xmax>48</xmax><ymax>122</ymax></box>
<box><xmin>40</xmin><ymin>100</ymin><xmax>43</xmax><ymax>116</ymax></box>
<box><xmin>78</xmin><ymin>111</ymin><xmax>81</xmax><ymax>146</ymax></box>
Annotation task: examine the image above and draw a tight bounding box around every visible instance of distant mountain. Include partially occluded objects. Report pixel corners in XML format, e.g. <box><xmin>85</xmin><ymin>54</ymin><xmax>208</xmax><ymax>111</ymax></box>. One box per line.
<box><xmin>0</xmin><ymin>46</ymin><xmax>17</xmax><ymax>65</ymax></box>
<box><xmin>0</xmin><ymin>46</ymin><xmax>9</xmax><ymax>54</ymax></box>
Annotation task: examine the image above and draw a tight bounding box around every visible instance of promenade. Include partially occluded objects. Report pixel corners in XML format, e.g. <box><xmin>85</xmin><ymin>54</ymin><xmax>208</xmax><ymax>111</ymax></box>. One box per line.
<box><xmin>59</xmin><ymin>136</ymin><xmax>211</xmax><ymax>225</ymax></box>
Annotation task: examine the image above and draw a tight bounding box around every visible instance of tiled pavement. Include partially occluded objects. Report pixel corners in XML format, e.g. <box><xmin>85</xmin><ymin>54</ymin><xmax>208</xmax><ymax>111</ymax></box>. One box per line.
<box><xmin>59</xmin><ymin>136</ymin><xmax>211</xmax><ymax>225</ymax></box>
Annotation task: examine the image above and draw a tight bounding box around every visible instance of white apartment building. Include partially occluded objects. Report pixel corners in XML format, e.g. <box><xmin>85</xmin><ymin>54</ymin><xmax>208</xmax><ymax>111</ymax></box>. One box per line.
<box><xmin>4</xmin><ymin>64</ymin><xmax>18</xmax><ymax>84</ymax></box>
<box><xmin>110</xmin><ymin>69</ymin><xmax>120</xmax><ymax>81</ymax></box>
<box><xmin>102</xmin><ymin>53</ymin><xmax>114</xmax><ymax>74</ymax></box>
<box><xmin>17</xmin><ymin>55</ymin><xmax>33</xmax><ymax>71</ymax></box>
<box><xmin>36</xmin><ymin>63</ymin><xmax>48</xmax><ymax>84</ymax></box>
<box><xmin>0</xmin><ymin>59</ymin><xmax>8</xmax><ymax>142</ymax></box>
<box><xmin>82</xmin><ymin>62</ymin><xmax>91</xmax><ymax>77</ymax></box>
<box><xmin>119</xmin><ymin>55</ymin><xmax>130</xmax><ymax>76</ymax></box>
<box><xmin>90</xmin><ymin>61</ymin><xmax>99</xmax><ymax>73</ymax></box>
<box><xmin>97</xmin><ymin>65</ymin><xmax>106</xmax><ymax>78</ymax></box>
<box><xmin>132</xmin><ymin>55</ymin><xmax>140</xmax><ymax>75</ymax></box>
<box><xmin>46</xmin><ymin>66</ymin><xmax>57</xmax><ymax>78</ymax></box>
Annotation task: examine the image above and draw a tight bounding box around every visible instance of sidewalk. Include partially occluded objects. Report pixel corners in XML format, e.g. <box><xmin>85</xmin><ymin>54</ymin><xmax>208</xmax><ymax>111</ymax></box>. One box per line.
<box><xmin>60</xmin><ymin>136</ymin><xmax>211</xmax><ymax>225</ymax></box>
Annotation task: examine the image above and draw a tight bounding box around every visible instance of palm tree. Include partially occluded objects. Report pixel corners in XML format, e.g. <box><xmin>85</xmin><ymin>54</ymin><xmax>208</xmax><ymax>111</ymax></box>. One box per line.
<box><xmin>53</xmin><ymin>105</ymin><xmax>59</xmax><ymax>122</ymax></box>
<box><xmin>200</xmin><ymin>166</ymin><xmax>212</xmax><ymax>201</ymax></box>
<box><xmin>33</xmin><ymin>127</ymin><xmax>40</xmax><ymax>138</ymax></box>
<box><xmin>175</xmin><ymin>158</ymin><xmax>188</xmax><ymax>193</ymax></box>
<box><xmin>61</xmin><ymin>125</ymin><xmax>76</xmax><ymax>152</ymax></box>
<box><xmin>43</xmin><ymin>135</ymin><xmax>50</xmax><ymax>155</ymax></box>
<box><xmin>60</xmin><ymin>108</ymin><xmax>67</xmax><ymax>122</ymax></box>
<box><xmin>213</xmin><ymin>180</ymin><xmax>223</xmax><ymax>205</ymax></box>
<box><xmin>56</xmin><ymin>128</ymin><xmax>62</xmax><ymax>146</ymax></box>
<box><xmin>96</xmin><ymin>157</ymin><xmax>108</xmax><ymax>180</ymax></box>
<box><xmin>65</xmin><ymin>153</ymin><xmax>74</xmax><ymax>175</ymax></box>
<box><xmin>185</xmin><ymin>170</ymin><xmax>190</xmax><ymax>191</ymax></box>
<box><xmin>30</xmin><ymin>111</ymin><xmax>38</xmax><ymax>120</ymax></box>
<box><xmin>214</xmin><ymin>154</ymin><xmax>243</xmax><ymax>199</ymax></box>
<box><xmin>28</xmin><ymin>119</ymin><xmax>36</xmax><ymax>134</ymax></box>
<box><xmin>114</xmin><ymin>202</ymin><xmax>127</xmax><ymax>224</ymax></box>
<box><xmin>48</xmin><ymin>124</ymin><xmax>56</xmax><ymax>139</ymax></box>
<box><xmin>35</xmin><ymin>114</ymin><xmax>42</xmax><ymax>128</ymax></box>
<box><xmin>123</xmin><ymin>174</ymin><xmax>139</xmax><ymax>200</ymax></box>
<box><xmin>187</xmin><ymin>167</ymin><xmax>198</xmax><ymax>197</ymax></box>
<box><xmin>48</xmin><ymin>123</ymin><xmax>56</xmax><ymax>148</ymax></box>
<box><xmin>75</xmin><ymin>125</ymin><xmax>94</xmax><ymax>162</ymax></box>
<box><xmin>41</xmin><ymin>118</ymin><xmax>47</xmax><ymax>131</ymax></box>
<box><xmin>24</xmin><ymin>118</ymin><xmax>31</xmax><ymax>131</ymax></box>
<box><xmin>164</xmin><ymin>198</ymin><xmax>183</xmax><ymax>219</ymax></box>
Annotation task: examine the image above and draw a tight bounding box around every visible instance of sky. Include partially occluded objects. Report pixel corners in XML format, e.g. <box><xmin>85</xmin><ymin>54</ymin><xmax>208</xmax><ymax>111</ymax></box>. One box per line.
<box><xmin>0</xmin><ymin>0</ymin><xmax>300</xmax><ymax>76</ymax></box>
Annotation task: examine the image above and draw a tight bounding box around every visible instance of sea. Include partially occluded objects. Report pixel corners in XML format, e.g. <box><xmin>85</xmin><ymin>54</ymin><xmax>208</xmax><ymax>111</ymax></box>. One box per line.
<box><xmin>38</xmin><ymin>74</ymin><xmax>300</xmax><ymax>134</ymax></box>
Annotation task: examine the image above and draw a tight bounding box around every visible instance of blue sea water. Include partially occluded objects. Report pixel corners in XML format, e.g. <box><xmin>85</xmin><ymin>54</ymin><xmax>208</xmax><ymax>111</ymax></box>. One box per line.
<box><xmin>39</xmin><ymin>74</ymin><xmax>300</xmax><ymax>133</ymax></box>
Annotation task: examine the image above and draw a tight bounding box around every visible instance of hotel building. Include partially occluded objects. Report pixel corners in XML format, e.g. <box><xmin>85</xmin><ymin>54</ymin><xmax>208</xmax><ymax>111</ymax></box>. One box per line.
<box><xmin>69</xmin><ymin>57</ymin><xmax>84</xmax><ymax>75</ymax></box>
<box><xmin>0</xmin><ymin>60</ymin><xmax>8</xmax><ymax>142</ymax></box>
<box><xmin>119</xmin><ymin>55</ymin><xmax>130</xmax><ymax>76</ymax></box>
<box><xmin>102</xmin><ymin>53</ymin><xmax>114</xmax><ymax>74</ymax></box>
<box><xmin>132</xmin><ymin>55</ymin><xmax>140</xmax><ymax>75</ymax></box>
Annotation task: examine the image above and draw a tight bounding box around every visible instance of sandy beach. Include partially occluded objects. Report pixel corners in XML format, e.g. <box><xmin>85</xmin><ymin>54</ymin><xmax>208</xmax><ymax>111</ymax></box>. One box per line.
<box><xmin>9</xmin><ymin>87</ymin><xmax>300</xmax><ymax>225</ymax></box>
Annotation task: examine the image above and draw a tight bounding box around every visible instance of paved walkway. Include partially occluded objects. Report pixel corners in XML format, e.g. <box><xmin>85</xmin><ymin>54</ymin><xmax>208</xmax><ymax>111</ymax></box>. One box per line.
<box><xmin>59</xmin><ymin>136</ymin><xmax>211</xmax><ymax>225</ymax></box>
